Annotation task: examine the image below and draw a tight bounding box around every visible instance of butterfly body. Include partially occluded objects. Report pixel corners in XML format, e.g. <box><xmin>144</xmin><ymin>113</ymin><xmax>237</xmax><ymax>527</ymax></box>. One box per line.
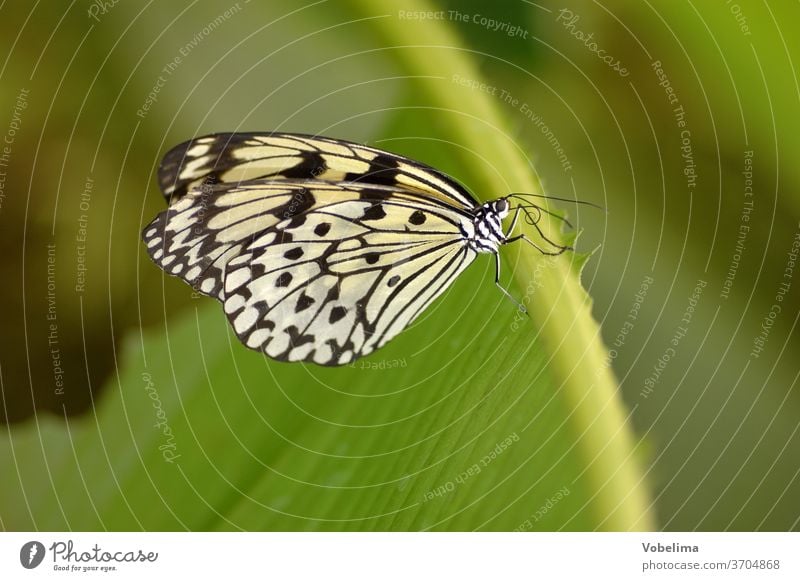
<box><xmin>467</xmin><ymin>199</ymin><xmax>511</xmax><ymax>253</ymax></box>
<box><xmin>143</xmin><ymin>132</ymin><xmax>565</xmax><ymax>365</ymax></box>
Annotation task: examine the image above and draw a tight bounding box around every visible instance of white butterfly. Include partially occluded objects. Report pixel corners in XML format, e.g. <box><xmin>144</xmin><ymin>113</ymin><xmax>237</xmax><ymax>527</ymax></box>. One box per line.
<box><xmin>142</xmin><ymin>133</ymin><xmax>569</xmax><ymax>365</ymax></box>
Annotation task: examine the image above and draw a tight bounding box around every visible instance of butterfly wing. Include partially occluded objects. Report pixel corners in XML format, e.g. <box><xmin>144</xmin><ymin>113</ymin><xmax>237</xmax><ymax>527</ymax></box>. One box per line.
<box><xmin>143</xmin><ymin>181</ymin><xmax>478</xmax><ymax>365</ymax></box>
<box><xmin>157</xmin><ymin>132</ymin><xmax>479</xmax><ymax>209</ymax></box>
<box><xmin>143</xmin><ymin>181</ymin><xmax>322</xmax><ymax>300</ymax></box>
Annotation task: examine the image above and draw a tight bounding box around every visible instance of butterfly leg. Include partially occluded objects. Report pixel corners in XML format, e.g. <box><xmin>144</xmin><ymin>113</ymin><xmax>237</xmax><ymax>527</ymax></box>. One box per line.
<box><xmin>494</xmin><ymin>252</ymin><xmax>528</xmax><ymax>315</ymax></box>
<box><xmin>504</xmin><ymin>204</ymin><xmax>523</xmax><ymax>238</ymax></box>
<box><xmin>505</xmin><ymin>201</ymin><xmax>572</xmax><ymax>255</ymax></box>
<box><xmin>505</xmin><ymin>233</ymin><xmax>570</xmax><ymax>256</ymax></box>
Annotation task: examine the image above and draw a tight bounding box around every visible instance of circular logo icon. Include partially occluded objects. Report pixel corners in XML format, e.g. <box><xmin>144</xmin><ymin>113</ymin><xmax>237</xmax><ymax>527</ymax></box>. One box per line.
<box><xmin>19</xmin><ymin>541</ymin><xmax>46</xmax><ymax>569</ymax></box>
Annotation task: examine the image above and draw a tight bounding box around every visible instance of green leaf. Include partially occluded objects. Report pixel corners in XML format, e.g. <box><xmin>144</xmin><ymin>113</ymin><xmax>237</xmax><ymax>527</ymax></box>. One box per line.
<box><xmin>0</xmin><ymin>0</ymin><xmax>653</xmax><ymax>531</ymax></box>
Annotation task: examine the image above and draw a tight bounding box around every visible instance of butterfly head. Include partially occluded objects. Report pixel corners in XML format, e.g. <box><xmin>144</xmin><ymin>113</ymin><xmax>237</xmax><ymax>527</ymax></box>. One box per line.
<box><xmin>470</xmin><ymin>198</ymin><xmax>511</xmax><ymax>253</ymax></box>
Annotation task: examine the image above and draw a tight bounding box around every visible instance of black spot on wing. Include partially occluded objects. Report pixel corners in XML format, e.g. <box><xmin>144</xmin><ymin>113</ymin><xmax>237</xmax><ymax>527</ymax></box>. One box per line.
<box><xmin>254</xmin><ymin>316</ymin><xmax>276</xmax><ymax>332</ymax></box>
<box><xmin>372</xmin><ymin>154</ymin><xmax>402</xmax><ymax>172</ymax></box>
<box><xmin>409</xmin><ymin>209</ymin><xmax>427</xmax><ymax>225</ymax></box>
<box><xmin>295</xmin><ymin>292</ymin><xmax>315</xmax><ymax>312</ymax></box>
<box><xmin>329</xmin><ymin>306</ymin><xmax>348</xmax><ymax>324</ymax></box>
<box><xmin>387</xmin><ymin>275</ymin><xmax>400</xmax><ymax>287</ymax></box>
<box><xmin>314</xmin><ymin>222</ymin><xmax>331</xmax><ymax>237</ymax></box>
<box><xmin>278</xmin><ymin>152</ymin><xmax>326</xmax><ymax>180</ymax></box>
<box><xmin>364</xmin><ymin>252</ymin><xmax>380</xmax><ymax>265</ymax></box>
<box><xmin>276</xmin><ymin>272</ymin><xmax>293</xmax><ymax>287</ymax></box>
<box><xmin>362</xmin><ymin>203</ymin><xmax>386</xmax><ymax>221</ymax></box>
<box><xmin>250</xmin><ymin>263</ymin><xmax>265</xmax><ymax>278</ymax></box>
<box><xmin>284</xmin><ymin>247</ymin><xmax>304</xmax><ymax>260</ymax></box>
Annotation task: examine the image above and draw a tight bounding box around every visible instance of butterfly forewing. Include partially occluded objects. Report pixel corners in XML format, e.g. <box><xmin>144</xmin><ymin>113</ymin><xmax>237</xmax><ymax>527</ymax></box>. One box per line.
<box><xmin>157</xmin><ymin>132</ymin><xmax>479</xmax><ymax>209</ymax></box>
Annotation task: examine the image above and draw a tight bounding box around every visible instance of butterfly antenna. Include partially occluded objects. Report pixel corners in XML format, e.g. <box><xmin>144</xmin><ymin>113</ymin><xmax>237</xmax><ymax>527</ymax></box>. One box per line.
<box><xmin>518</xmin><ymin>203</ymin><xmax>574</xmax><ymax>229</ymax></box>
<box><xmin>508</xmin><ymin>192</ymin><xmax>605</xmax><ymax>212</ymax></box>
<box><xmin>506</xmin><ymin>203</ymin><xmax>572</xmax><ymax>255</ymax></box>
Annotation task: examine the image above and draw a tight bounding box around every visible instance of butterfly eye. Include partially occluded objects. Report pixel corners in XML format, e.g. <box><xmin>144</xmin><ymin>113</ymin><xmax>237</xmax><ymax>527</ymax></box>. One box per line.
<box><xmin>495</xmin><ymin>199</ymin><xmax>509</xmax><ymax>213</ymax></box>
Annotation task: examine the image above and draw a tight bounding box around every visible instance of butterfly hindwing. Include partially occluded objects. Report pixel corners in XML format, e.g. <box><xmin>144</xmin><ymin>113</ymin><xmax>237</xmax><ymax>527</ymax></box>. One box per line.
<box><xmin>217</xmin><ymin>185</ymin><xmax>477</xmax><ymax>365</ymax></box>
<box><xmin>142</xmin><ymin>181</ymin><xmax>319</xmax><ymax>299</ymax></box>
<box><xmin>143</xmin><ymin>180</ymin><xmax>478</xmax><ymax>364</ymax></box>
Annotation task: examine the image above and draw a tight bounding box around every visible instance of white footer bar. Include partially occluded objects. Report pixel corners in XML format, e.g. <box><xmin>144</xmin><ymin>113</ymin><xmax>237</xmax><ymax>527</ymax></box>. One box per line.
<box><xmin>2</xmin><ymin>532</ymin><xmax>798</xmax><ymax>580</ymax></box>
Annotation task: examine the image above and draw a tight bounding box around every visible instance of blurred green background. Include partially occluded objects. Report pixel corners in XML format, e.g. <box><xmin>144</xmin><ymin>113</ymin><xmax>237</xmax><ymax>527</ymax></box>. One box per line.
<box><xmin>1</xmin><ymin>0</ymin><xmax>798</xmax><ymax>531</ymax></box>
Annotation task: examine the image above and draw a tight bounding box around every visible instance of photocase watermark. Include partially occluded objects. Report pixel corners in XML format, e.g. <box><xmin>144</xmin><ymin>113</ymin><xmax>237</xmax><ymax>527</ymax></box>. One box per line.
<box><xmin>20</xmin><ymin>541</ymin><xmax>46</xmax><ymax>569</ymax></box>
<box><xmin>142</xmin><ymin>372</ymin><xmax>181</xmax><ymax>463</ymax></box>
<box><xmin>46</xmin><ymin>244</ymin><xmax>65</xmax><ymax>397</ymax></box>
<box><xmin>348</xmin><ymin>357</ymin><xmax>407</xmax><ymax>370</ymax></box>
<box><xmin>136</xmin><ymin>2</ymin><xmax>246</xmax><ymax>119</ymax></box>
<box><xmin>513</xmin><ymin>485</ymin><xmax>570</xmax><ymax>531</ymax></box>
<box><xmin>720</xmin><ymin>150</ymin><xmax>754</xmax><ymax>300</ymax></box>
<box><xmin>750</xmin><ymin>224</ymin><xmax>800</xmax><ymax>359</ymax></box>
<box><xmin>422</xmin><ymin>432</ymin><xmax>519</xmax><ymax>502</ymax></box>
<box><xmin>652</xmin><ymin>59</ymin><xmax>697</xmax><ymax>191</ymax></box>
<box><xmin>640</xmin><ymin>279</ymin><xmax>706</xmax><ymax>399</ymax></box>
<box><xmin>87</xmin><ymin>0</ymin><xmax>121</xmax><ymax>22</ymax></box>
<box><xmin>42</xmin><ymin>539</ymin><xmax>157</xmax><ymax>573</ymax></box>
<box><xmin>555</xmin><ymin>8</ymin><xmax>629</xmax><ymax>77</ymax></box>
<box><xmin>0</xmin><ymin>87</ymin><xmax>29</xmax><ymax>214</ymax></box>
<box><xmin>74</xmin><ymin>175</ymin><xmax>93</xmax><ymax>294</ymax></box>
